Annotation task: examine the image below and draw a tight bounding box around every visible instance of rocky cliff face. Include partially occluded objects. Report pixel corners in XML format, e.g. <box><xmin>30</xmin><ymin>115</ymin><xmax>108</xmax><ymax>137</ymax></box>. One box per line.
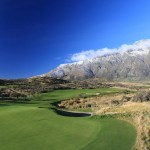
<box><xmin>46</xmin><ymin>40</ymin><xmax>150</xmax><ymax>81</ymax></box>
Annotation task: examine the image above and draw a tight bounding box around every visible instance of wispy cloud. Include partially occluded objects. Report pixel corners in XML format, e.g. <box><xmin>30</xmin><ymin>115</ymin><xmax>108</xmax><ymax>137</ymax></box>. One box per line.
<box><xmin>68</xmin><ymin>48</ymin><xmax>117</xmax><ymax>62</ymax></box>
<box><xmin>67</xmin><ymin>39</ymin><xmax>150</xmax><ymax>62</ymax></box>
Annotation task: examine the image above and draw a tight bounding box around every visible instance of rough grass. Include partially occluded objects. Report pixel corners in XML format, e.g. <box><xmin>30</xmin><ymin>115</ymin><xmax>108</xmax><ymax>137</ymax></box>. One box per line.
<box><xmin>131</xmin><ymin>110</ymin><xmax>150</xmax><ymax>150</ymax></box>
<box><xmin>95</xmin><ymin>99</ymin><xmax>150</xmax><ymax>150</ymax></box>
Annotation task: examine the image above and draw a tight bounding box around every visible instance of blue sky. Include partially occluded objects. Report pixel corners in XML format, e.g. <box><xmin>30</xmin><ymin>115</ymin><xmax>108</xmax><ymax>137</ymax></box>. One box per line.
<box><xmin>0</xmin><ymin>0</ymin><xmax>150</xmax><ymax>79</ymax></box>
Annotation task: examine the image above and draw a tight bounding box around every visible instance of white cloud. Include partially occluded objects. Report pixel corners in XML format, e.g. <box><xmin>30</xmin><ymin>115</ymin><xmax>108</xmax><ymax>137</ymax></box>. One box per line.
<box><xmin>67</xmin><ymin>39</ymin><xmax>150</xmax><ymax>62</ymax></box>
<box><xmin>69</xmin><ymin>48</ymin><xmax>117</xmax><ymax>62</ymax></box>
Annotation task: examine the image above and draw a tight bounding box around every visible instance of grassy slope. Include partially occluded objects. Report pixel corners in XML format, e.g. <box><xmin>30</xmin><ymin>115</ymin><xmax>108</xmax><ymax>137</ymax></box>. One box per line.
<box><xmin>30</xmin><ymin>88</ymin><xmax>125</xmax><ymax>107</ymax></box>
<box><xmin>82</xmin><ymin>119</ymin><xmax>136</xmax><ymax>150</ymax></box>
<box><xmin>0</xmin><ymin>88</ymin><xmax>136</xmax><ymax>150</ymax></box>
<box><xmin>0</xmin><ymin>106</ymin><xmax>99</xmax><ymax>150</ymax></box>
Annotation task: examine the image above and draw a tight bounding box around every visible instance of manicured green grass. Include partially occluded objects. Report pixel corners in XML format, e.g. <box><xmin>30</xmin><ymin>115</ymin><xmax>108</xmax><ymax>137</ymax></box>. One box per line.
<box><xmin>0</xmin><ymin>106</ymin><xmax>98</xmax><ymax>150</ymax></box>
<box><xmin>82</xmin><ymin>119</ymin><xmax>136</xmax><ymax>150</ymax></box>
<box><xmin>38</xmin><ymin>88</ymin><xmax>125</xmax><ymax>100</ymax></box>
<box><xmin>0</xmin><ymin>105</ymin><xmax>136</xmax><ymax>150</ymax></box>
<box><xmin>0</xmin><ymin>88</ymin><xmax>136</xmax><ymax>150</ymax></box>
<box><xmin>30</xmin><ymin>88</ymin><xmax>125</xmax><ymax>107</ymax></box>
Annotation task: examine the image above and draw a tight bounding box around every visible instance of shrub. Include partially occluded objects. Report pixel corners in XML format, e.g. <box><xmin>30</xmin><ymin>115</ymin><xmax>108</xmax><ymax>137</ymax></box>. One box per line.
<box><xmin>133</xmin><ymin>91</ymin><xmax>150</xmax><ymax>102</ymax></box>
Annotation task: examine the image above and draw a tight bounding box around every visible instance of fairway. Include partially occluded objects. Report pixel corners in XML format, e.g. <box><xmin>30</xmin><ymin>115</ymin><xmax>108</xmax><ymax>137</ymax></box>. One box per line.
<box><xmin>0</xmin><ymin>88</ymin><xmax>136</xmax><ymax>150</ymax></box>
<box><xmin>30</xmin><ymin>88</ymin><xmax>126</xmax><ymax>107</ymax></box>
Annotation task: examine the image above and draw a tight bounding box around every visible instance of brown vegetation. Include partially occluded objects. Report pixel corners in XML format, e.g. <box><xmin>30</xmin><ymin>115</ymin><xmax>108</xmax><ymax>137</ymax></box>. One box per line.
<box><xmin>0</xmin><ymin>77</ymin><xmax>150</xmax><ymax>149</ymax></box>
<box><xmin>58</xmin><ymin>91</ymin><xmax>150</xmax><ymax>150</ymax></box>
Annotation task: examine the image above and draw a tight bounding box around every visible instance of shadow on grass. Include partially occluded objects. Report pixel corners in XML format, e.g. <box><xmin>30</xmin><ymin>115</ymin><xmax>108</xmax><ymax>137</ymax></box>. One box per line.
<box><xmin>0</xmin><ymin>104</ymin><xmax>10</xmax><ymax>107</ymax></box>
<box><xmin>51</xmin><ymin>107</ymin><xmax>92</xmax><ymax>117</ymax></box>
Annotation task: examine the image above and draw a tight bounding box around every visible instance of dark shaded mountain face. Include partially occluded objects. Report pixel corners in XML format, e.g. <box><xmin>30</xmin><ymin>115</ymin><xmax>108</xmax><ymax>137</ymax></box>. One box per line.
<box><xmin>46</xmin><ymin>40</ymin><xmax>150</xmax><ymax>81</ymax></box>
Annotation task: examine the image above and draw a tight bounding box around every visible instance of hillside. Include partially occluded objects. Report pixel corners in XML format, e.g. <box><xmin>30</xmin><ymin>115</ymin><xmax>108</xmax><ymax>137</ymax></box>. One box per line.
<box><xmin>46</xmin><ymin>40</ymin><xmax>150</xmax><ymax>81</ymax></box>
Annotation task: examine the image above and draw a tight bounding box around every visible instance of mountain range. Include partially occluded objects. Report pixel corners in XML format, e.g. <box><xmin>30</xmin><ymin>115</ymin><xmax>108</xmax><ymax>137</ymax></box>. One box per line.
<box><xmin>45</xmin><ymin>39</ymin><xmax>150</xmax><ymax>81</ymax></box>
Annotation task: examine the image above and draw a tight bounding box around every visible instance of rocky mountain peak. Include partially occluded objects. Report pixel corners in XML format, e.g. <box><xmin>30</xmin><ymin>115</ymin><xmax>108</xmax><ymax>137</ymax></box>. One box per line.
<box><xmin>45</xmin><ymin>40</ymin><xmax>150</xmax><ymax>81</ymax></box>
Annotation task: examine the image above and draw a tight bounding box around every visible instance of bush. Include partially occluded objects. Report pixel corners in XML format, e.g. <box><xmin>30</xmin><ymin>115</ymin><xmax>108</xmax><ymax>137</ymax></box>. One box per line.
<box><xmin>78</xmin><ymin>93</ymin><xmax>88</xmax><ymax>99</ymax></box>
<box><xmin>133</xmin><ymin>91</ymin><xmax>150</xmax><ymax>102</ymax></box>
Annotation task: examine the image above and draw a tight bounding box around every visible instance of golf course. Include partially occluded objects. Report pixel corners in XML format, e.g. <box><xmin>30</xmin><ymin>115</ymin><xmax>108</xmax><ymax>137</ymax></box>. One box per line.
<box><xmin>0</xmin><ymin>88</ymin><xmax>136</xmax><ymax>150</ymax></box>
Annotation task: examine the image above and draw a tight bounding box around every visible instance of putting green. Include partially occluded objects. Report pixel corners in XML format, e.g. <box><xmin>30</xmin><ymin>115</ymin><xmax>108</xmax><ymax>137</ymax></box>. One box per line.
<box><xmin>0</xmin><ymin>105</ymin><xmax>136</xmax><ymax>150</ymax></box>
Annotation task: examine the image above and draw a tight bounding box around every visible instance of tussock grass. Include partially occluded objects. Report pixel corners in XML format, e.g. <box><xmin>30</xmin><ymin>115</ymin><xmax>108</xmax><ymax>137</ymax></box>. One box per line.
<box><xmin>132</xmin><ymin>110</ymin><xmax>150</xmax><ymax>150</ymax></box>
<box><xmin>95</xmin><ymin>100</ymin><xmax>150</xmax><ymax>150</ymax></box>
